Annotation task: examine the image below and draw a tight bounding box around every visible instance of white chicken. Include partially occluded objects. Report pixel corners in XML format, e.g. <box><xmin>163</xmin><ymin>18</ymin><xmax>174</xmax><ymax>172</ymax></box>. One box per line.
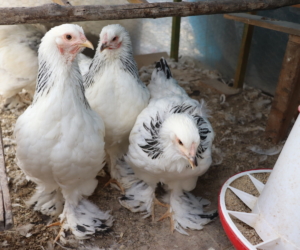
<box><xmin>0</xmin><ymin>23</ymin><xmax>93</xmax><ymax>108</ymax></box>
<box><xmin>84</xmin><ymin>24</ymin><xmax>150</xmax><ymax>190</ymax></box>
<box><xmin>14</xmin><ymin>24</ymin><xmax>113</xmax><ymax>240</ymax></box>
<box><xmin>0</xmin><ymin>1</ymin><xmax>147</xmax><ymax>107</ymax></box>
<box><xmin>121</xmin><ymin>58</ymin><xmax>217</xmax><ymax>234</ymax></box>
<box><xmin>0</xmin><ymin>24</ymin><xmax>46</xmax><ymax>106</ymax></box>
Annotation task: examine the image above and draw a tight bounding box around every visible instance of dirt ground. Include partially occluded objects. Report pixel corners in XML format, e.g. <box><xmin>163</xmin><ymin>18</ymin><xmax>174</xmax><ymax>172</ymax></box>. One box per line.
<box><xmin>0</xmin><ymin>57</ymin><xmax>283</xmax><ymax>250</ymax></box>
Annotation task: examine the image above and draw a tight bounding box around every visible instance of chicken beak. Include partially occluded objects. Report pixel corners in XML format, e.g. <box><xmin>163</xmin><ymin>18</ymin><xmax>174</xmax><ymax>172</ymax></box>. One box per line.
<box><xmin>100</xmin><ymin>43</ymin><xmax>109</xmax><ymax>52</ymax></box>
<box><xmin>188</xmin><ymin>157</ymin><xmax>197</xmax><ymax>170</ymax></box>
<box><xmin>187</xmin><ymin>143</ymin><xmax>197</xmax><ymax>169</ymax></box>
<box><xmin>80</xmin><ymin>40</ymin><xmax>94</xmax><ymax>50</ymax></box>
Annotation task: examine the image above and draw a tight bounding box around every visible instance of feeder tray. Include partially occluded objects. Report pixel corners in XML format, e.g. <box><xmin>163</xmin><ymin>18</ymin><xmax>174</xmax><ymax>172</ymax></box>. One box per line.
<box><xmin>219</xmin><ymin>112</ymin><xmax>300</xmax><ymax>250</ymax></box>
<box><xmin>219</xmin><ymin>169</ymin><xmax>272</xmax><ymax>250</ymax></box>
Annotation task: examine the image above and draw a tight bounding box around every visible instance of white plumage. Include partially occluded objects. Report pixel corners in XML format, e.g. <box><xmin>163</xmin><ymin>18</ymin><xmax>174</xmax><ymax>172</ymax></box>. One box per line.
<box><xmin>14</xmin><ymin>24</ymin><xmax>112</xmax><ymax>239</ymax></box>
<box><xmin>78</xmin><ymin>53</ymin><xmax>92</xmax><ymax>76</ymax></box>
<box><xmin>0</xmin><ymin>24</ymin><xmax>46</xmax><ymax>102</ymax></box>
<box><xmin>121</xmin><ymin>58</ymin><xmax>217</xmax><ymax>234</ymax></box>
<box><xmin>0</xmin><ymin>23</ymin><xmax>93</xmax><ymax>107</ymax></box>
<box><xmin>84</xmin><ymin>24</ymin><xmax>150</xmax><ymax>185</ymax></box>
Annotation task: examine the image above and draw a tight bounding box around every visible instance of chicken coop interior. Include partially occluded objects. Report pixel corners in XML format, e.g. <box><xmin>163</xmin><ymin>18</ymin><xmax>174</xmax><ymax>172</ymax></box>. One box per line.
<box><xmin>0</xmin><ymin>0</ymin><xmax>300</xmax><ymax>250</ymax></box>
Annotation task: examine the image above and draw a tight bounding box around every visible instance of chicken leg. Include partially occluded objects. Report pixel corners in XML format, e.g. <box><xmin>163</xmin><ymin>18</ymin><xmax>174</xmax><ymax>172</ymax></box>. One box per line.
<box><xmin>157</xmin><ymin>206</ymin><xmax>174</xmax><ymax>233</ymax></box>
<box><xmin>104</xmin><ymin>178</ymin><xmax>125</xmax><ymax>194</ymax></box>
<box><xmin>47</xmin><ymin>219</ymin><xmax>65</xmax><ymax>243</ymax></box>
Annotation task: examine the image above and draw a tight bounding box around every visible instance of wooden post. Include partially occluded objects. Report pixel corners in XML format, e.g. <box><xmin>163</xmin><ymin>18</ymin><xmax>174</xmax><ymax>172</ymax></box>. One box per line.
<box><xmin>266</xmin><ymin>35</ymin><xmax>300</xmax><ymax>143</ymax></box>
<box><xmin>224</xmin><ymin>14</ymin><xmax>300</xmax><ymax>142</ymax></box>
<box><xmin>0</xmin><ymin>126</ymin><xmax>13</xmax><ymax>230</ymax></box>
<box><xmin>0</xmin><ymin>183</ymin><xmax>4</xmax><ymax>230</ymax></box>
<box><xmin>233</xmin><ymin>13</ymin><xmax>255</xmax><ymax>88</ymax></box>
<box><xmin>170</xmin><ymin>0</ymin><xmax>182</xmax><ymax>62</ymax></box>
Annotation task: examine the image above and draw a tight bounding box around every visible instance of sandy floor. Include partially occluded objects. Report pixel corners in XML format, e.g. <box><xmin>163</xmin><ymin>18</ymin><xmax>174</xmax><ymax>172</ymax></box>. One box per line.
<box><xmin>0</xmin><ymin>57</ymin><xmax>283</xmax><ymax>250</ymax></box>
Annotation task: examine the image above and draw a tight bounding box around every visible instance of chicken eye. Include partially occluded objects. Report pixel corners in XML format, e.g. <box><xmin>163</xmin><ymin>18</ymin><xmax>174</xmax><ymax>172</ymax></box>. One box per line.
<box><xmin>66</xmin><ymin>34</ymin><xmax>72</xmax><ymax>40</ymax></box>
<box><xmin>112</xmin><ymin>36</ymin><xmax>117</xmax><ymax>41</ymax></box>
<box><xmin>178</xmin><ymin>140</ymin><xmax>183</xmax><ymax>146</ymax></box>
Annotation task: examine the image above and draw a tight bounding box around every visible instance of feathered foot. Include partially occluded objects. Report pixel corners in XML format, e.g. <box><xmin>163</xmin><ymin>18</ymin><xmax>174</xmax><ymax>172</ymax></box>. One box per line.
<box><xmin>115</xmin><ymin>157</ymin><xmax>140</xmax><ymax>190</ymax></box>
<box><xmin>46</xmin><ymin>219</ymin><xmax>65</xmax><ymax>243</ymax></box>
<box><xmin>105</xmin><ymin>156</ymin><xmax>136</xmax><ymax>194</ymax></box>
<box><xmin>117</xmin><ymin>158</ymin><xmax>155</xmax><ymax>218</ymax></box>
<box><xmin>169</xmin><ymin>191</ymin><xmax>218</xmax><ymax>235</ymax></box>
<box><xmin>58</xmin><ymin>199</ymin><xmax>113</xmax><ymax>241</ymax></box>
<box><xmin>104</xmin><ymin>178</ymin><xmax>125</xmax><ymax>194</ymax></box>
<box><xmin>151</xmin><ymin>198</ymin><xmax>169</xmax><ymax>222</ymax></box>
<box><xmin>26</xmin><ymin>189</ymin><xmax>64</xmax><ymax>217</ymax></box>
<box><xmin>119</xmin><ymin>180</ymin><xmax>154</xmax><ymax>219</ymax></box>
<box><xmin>157</xmin><ymin>206</ymin><xmax>174</xmax><ymax>232</ymax></box>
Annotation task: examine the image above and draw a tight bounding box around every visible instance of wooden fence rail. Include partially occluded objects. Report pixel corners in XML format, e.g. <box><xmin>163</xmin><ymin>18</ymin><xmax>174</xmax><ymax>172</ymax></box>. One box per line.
<box><xmin>0</xmin><ymin>0</ymin><xmax>300</xmax><ymax>25</ymax></box>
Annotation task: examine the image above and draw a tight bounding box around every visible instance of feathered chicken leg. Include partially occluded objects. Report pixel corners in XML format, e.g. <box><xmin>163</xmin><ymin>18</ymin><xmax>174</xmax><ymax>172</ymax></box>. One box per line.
<box><xmin>151</xmin><ymin>198</ymin><xmax>170</xmax><ymax>222</ymax></box>
<box><xmin>47</xmin><ymin>218</ymin><xmax>65</xmax><ymax>243</ymax></box>
<box><xmin>104</xmin><ymin>153</ymin><xmax>125</xmax><ymax>193</ymax></box>
<box><xmin>157</xmin><ymin>206</ymin><xmax>174</xmax><ymax>233</ymax></box>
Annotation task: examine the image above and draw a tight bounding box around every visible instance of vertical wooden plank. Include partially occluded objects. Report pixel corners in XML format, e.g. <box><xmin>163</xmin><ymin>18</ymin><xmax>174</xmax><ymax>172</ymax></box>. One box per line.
<box><xmin>170</xmin><ymin>0</ymin><xmax>182</xmax><ymax>62</ymax></box>
<box><xmin>0</xmin><ymin>125</ymin><xmax>5</xmax><ymax>231</ymax></box>
<box><xmin>266</xmin><ymin>35</ymin><xmax>300</xmax><ymax>143</ymax></box>
<box><xmin>0</xmin><ymin>126</ymin><xmax>13</xmax><ymax>230</ymax></box>
<box><xmin>233</xmin><ymin>13</ymin><xmax>255</xmax><ymax>88</ymax></box>
<box><xmin>0</xmin><ymin>186</ymin><xmax>4</xmax><ymax>231</ymax></box>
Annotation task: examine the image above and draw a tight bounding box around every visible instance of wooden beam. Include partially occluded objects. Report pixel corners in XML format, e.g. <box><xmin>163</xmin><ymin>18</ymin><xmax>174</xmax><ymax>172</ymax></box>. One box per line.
<box><xmin>224</xmin><ymin>13</ymin><xmax>300</xmax><ymax>36</ymax></box>
<box><xmin>52</xmin><ymin>0</ymin><xmax>72</xmax><ymax>6</ymax></box>
<box><xmin>127</xmin><ymin>0</ymin><xmax>148</xmax><ymax>3</ymax></box>
<box><xmin>0</xmin><ymin>126</ymin><xmax>13</xmax><ymax>230</ymax></box>
<box><xmin>1</xmin><ymin>0</ymin><xmax>300</xmax><ymax>25</ymax></box>
<box><xmin>170</xmin><ymin>0</ymin><xmax>182</xmax><ymax>62</ymax></box>
<box><xmin>233</xmin><ymin>14</ymin><xmax>255</xmax><ymax>88</ymax></box>
<box><xmin>266</xmin><ymin>35</ymin><xmax>300</xmax><ymax>143</ymax></box>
